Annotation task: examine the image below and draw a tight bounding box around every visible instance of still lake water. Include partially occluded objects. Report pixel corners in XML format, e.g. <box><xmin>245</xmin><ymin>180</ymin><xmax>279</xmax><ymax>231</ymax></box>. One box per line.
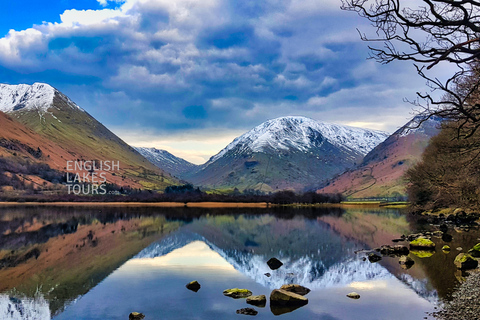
<box><xmin>0</xmin><ymin>205</ymin><xmax>479</xmax><ymax>320</ymax></box>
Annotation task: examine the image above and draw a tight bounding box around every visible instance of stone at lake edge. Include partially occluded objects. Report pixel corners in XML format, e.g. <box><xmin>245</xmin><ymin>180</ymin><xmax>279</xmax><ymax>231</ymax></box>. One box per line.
<box><xmin>246</xmin><ymin>295</ymin><xmax>266</xmax><ymax>306</ymax></box>
<box><xmin>236</xmin><ymin>308</ymin><xmax>258</xmax><ymax>316</ymax></box>
<box><xmin>280</xmin><ymin>284</ymin><xmax>311</xmax><ymax>296</ymax></box>
<box><xmin>409</xmin><ymin>238</ymin><xmax>435</xmax><ymax>249</ymax></box>
<box><xmin>454</xmin><ymin>253</ymin><xmax>479</xmax><ymax>270</ymax></box>
<box><xmin>223</xmin><ymin>288</ymin><xmax>253</xmax><ymax>298</ymax></box>
<box><xmin>186</xmin><ymin>280</ymin><xmax>201</xmax><ymax>292</ymax></box>
<box><xmin>368</xmin><ymin>253</ymin><xmax>382</xmax><ymax>263</ymax></box>
<box><xmin>267</xmin><ymin>257</ymin><xmax>283</xmax><ymax>270</ymax></box>
<box><xmin>270</xmin><ymin>289</ymin><xmax>308</xmax><ymax>306</ymax></box>
<box><xmin>129</xmin><ymin>312</ymin><xmax>145</xmax><ymax>320</ymax></box>
<box><xmin>346</xmin><ymin>292</ymin><xmax>360</xmax><ymax>299</ymax></box>
<box><xmin>398</xmin><ymin>256</ymin><xmax>414</xmax><ymax>269</ymax></box>
<box><xmin>468</xmin><ymin>243</ymin><xmax>480</xmax><ymax>257</ymax></box>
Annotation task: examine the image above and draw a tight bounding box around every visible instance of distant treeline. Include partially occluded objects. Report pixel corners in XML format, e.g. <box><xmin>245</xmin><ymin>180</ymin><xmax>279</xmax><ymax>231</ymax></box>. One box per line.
<box><xmin>0</xmin><ymin>183</ymin><xmax>343</xmax><ymax>204</ymax></box>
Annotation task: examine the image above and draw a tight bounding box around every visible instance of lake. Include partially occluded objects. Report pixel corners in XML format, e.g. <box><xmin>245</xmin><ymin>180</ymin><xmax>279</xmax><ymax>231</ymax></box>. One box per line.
<box><xmin>0</xmin><ymin>205</ymin><xmax>478</xmax><ymax>320</ymax></box>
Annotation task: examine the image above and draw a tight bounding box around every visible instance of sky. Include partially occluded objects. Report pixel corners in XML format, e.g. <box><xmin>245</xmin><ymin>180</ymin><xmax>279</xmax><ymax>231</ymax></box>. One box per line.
<box><xmin>0</xmin><ymin>0</ymin><xmax>433</xmax><ymax>164</ymax></box>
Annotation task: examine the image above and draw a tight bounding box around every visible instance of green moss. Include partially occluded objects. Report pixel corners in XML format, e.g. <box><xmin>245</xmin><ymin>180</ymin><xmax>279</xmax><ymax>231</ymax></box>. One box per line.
<box><xmin>409</xmin><ymin>238</ymin><xmax>435</xmax><ymax>248</ymax></box>
<box><xmin>442</xmin><ymin>245</ymin><xmax>451</xmax><ymax>252</ymax></box>
<box><xmin>223</xmin><ymin>288</ymin><xmax>252</xmax><ymax>298</ymax></box>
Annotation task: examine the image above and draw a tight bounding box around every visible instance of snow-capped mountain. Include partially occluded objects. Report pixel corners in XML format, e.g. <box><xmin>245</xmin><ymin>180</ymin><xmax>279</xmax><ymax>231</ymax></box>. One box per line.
<box><xmin>208</xmin><ymin>116</ymin><xmax>388</xmax><ymax>164</ymax></box>
<box><xmin>0</xmin><ymin>82</ymin><xmax>179</xmax><ymax>191</ymax></box>
<box><xmin>0</xmin><ymin>83</ymin><xmax>83</xmax><ymax>114</ymax></box>
<box><xmin>134</xmin><ymin>147</ymin><xmax>198</xmax><ymax>177</ymax></box>
<box><xmin>182</xmin><ymin>116</ymin><xmax>389</xmax><ymax>191</ymax></box>
<box><xmin>319</xmin><ymin>116</ymin><xmax>442</xmax><ymax>198</ymax></box>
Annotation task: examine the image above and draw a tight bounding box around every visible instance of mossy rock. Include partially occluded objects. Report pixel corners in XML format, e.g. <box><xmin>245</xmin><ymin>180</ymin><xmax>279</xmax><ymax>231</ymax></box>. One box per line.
<box><xmin>454</xmin><ymin>253</ymin><xmax>478</xmax><ymax>270</ymax></box>
<box><xmin>442</xmin><ymin>245</ymin><xmax>451</xmax><ymax>253</ymax></box>
<box><xmin>409</xmin><ymin>238</ymin><xmax>435</xmax><ymax>249</ymax></box>
<box><xmin>223</xmin><ymin>288</ymin><xmax>252</xmax><ymax>298</ymax></box>
<box><xmin>129</xmin><ymin>312</ymin><xmax>145</xmax><ymax>320</ymax></box>
<box><xmin>468</xmin><ymin>243</ymin><xmax>480</xmax><ymax>257</ymax></box>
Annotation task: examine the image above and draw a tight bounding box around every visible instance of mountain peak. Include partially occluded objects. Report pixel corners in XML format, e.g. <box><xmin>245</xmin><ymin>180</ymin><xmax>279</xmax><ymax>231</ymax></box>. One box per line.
<box><xmin>0</xmin><ymin>82</ymin><xmax>58</xmax><ymax>113</ymax></box>
<box><xmin>208</xmin><ymin>116</ymin><xmax>389</xmax><ymax>163</ymax></box>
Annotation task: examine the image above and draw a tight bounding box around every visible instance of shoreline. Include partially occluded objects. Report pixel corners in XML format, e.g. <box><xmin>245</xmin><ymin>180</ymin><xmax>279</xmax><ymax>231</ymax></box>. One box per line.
<box><xmin>0</xmin><ymin>201</ymin><xmax>270</xmax><ymax>208</ymax></box>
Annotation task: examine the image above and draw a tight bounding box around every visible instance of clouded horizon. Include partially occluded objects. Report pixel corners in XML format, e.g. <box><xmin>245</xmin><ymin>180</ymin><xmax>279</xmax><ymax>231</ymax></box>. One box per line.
<box><xmin>0</xmin><ymin>0</ymin><xmax>432</xmax><ymax>164</ymax></box>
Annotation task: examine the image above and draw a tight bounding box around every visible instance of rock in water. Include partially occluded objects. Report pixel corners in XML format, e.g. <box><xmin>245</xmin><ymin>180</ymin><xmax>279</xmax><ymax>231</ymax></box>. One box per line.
<box><xmin>223</xmin><ymin>288</ymin><xmax>252</xmax><ymax>298</ymax></box>
<box><xmin>454</xmin><ymin>253</ymin><xmax>479</xmax><ymax>270</ymax></box>
<box><xmin>409</xmin><ymin>238</ymin><xmax>435</xmax><ymax>249</ymax></box>
<box><xmin>236</xmin><ymin>308</ymin><xmax>258</xmax><ymax>315</ymax></box>
<box><xmin>468</xmin><ymin>243</ymin><xmax>480</xmax><ymax>257</ymax></box>
<box><xmin>267</xmin><ymin>257</ymin><xmax>283</xmax><ymax>270</ymax></box>
<box><xmin>346</xmin><ymin>292</ymin><xmax>360</xmax><ymax>299</ymax></box>
<box><xmin>368</xmin><ymin>253</ymin><xmax>382</xmax><ymax>263</ymax></box>
<box><xmin>279</xmin><ymin>284</ymin><xmax>311</xmax><ymax>296</ymax></box>
<box><xmin>186</xmin><ymin>280</ymin><xmax>201</xmax><ymax>292</ymax></box>
<box><xmin>246</xmin><ymin>295</ymin><xmax>267</xmax><ymax>307</ymax></box>
<box><xmin>398</xmin><ymin>256</ymin><xmax>414</xmax><ymax>269</ymax></box>
<box><xmin>264</xmin><ymin>273</ymin><xmax>271</xmax><ymax>277</ymax></box>
<box><xmin>129</xmin><ymin>312</ymin><xmax>145</xmax><ymax>320</ymax></box>
<box><xmin>270</xmin><ymin>289</ymin><xmax>308</xmax><ymax>306</ymax></box>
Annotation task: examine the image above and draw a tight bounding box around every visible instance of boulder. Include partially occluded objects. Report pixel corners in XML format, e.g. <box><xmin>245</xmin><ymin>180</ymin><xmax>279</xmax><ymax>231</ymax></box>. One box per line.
<box><xmin>246</xmin><ymin>295</ymin><xmax>266</xmax><ymax>307</ymax></box>
<box><xmin>129</xmin><ymin>312</ymin><xmax>145</xmax><ymax>320</ymax></box>
<box><xmin>368</xmin><ymin>253</ymin><xmax>382</xmax><ymax>263</ymax></box>
<box><xmin>279</xmin><ymin>284</ymin><xmax>310</xmax><ymax>296</ymax></box>
<box><xmin>270</xmin><ymin>289</ymin><xmax>308</xmax><ymax>306</ymax></box>
<box><xmin>186</xmin><ymin>280</ymin><xmax>201</xmax><ymax>292</ymax></box>
<box><xmin>346</xmin><ymin>292</ymin><xmax>360</xmax><ymax>299</ymax></box>
<box><xmin>454</xmin><ymin>253</ymin><xmax>479</xmax><ymax>270</ymax></box>
<box><xmin>223</xmin><ymin>288</ymin><xmax>252</xmax><ymax>298</ymax></box>
<box><xmin>267</xmin><ymin>257</ymin><xmax>283</xmax><ymax>270</ymax></box>
<box><xmin>398</xmin><ymin>256</ymin><xmax>414</xmax><ymax>269</ymax></box>
<box><xmin>468</xmin><ymin>243</ymin><xmax>480</xmax><ymax>257</ymax></box>
<box><xmin>236</xmin><ymin>308</ymin><xmax>258</xmax><ymax>316</ymax></box>
<box><xmin>409</xmin><ymin>238</ymin><xmax>435</xmax><ymax>249</ymax></box>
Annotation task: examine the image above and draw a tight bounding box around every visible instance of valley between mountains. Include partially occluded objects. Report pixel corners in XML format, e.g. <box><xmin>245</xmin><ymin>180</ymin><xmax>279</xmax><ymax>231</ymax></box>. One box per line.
<box><xmin>0</xmin><ymin>83</ymin><xmax>441</xmax><ymax>199</ymax></box>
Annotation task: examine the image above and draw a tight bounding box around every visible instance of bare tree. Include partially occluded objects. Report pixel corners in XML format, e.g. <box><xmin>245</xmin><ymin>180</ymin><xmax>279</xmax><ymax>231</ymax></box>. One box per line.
<box><xmin>341</xmin><ymin>0</ymin><xmax>480</xmax><ymax>137</ymax></box>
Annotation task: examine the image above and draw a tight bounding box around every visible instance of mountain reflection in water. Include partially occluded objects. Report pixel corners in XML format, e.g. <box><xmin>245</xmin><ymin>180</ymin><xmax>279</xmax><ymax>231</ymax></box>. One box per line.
<box><xmin>0</xmin><ymin>205</ymin><xmax>478</xmax><ymax>319</ymax></box>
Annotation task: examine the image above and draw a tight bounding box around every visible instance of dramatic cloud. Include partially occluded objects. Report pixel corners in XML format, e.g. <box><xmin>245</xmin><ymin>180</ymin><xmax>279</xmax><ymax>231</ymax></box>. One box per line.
<box><xmin>0</xmin><ymin>0</ymin><xmax>431</xmax><ymax>162</ymax></box>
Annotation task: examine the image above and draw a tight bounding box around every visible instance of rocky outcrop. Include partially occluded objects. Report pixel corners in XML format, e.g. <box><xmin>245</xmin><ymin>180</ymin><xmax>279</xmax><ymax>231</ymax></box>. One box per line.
<box><xmin>454</xmin><ymin>253</ymin><xmax>478</xmax><ymax>270</ymax></box>
<box><xmin>270</xmin><ymin>289</ymin><xmax>308</xmax><ymax>306</ymax></box>
<box><xmin>246</xmin><ymin>295</ymin><xmax>266</xmax><ymax>307</ymax></box>
<box><xmin>279</xmin><ymin>284</ymin><xmax>310</xmax><ymax>296</ymax></box>
<box><xmin>186</xmin><ymin>280</ymin><xmax>201</xmax><ymax>292</ymax></box>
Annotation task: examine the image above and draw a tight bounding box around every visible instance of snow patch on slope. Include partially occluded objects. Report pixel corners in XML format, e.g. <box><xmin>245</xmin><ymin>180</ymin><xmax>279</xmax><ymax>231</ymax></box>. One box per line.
<box><xmin>208</xmin><ymin>116</ymin><xmax>389</xmax><ymax>163</ymax></box>
<box><xmin>0</xmin><ymin>82</ymin><xmax>84</xmax><ymax>114</ymax></box>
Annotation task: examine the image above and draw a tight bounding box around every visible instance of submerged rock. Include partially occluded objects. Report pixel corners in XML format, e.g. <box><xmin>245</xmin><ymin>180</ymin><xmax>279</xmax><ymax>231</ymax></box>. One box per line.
<box><xmin>264</xmin><ymin>273</ymin><xmax>271</xmax><ymax>277</ymax></box>
<box><xmin>270</xmin><ymin>289</ymin><xmax>308</xmax><ymax>306</ymax></box>
<box><xmin>454</xmin><ymin>253</ymin><xmax>479</xmax><ymax>270</ymax></box>
<box><xmin>186</xmin><ymin>280</ymin><xmax>201</xmax><ymax>292</ymax></box>
<box><xmin>129</xmin><ymin>312</ymin><xmax>145</xmax><ymax>320</ymax></box>
<box><xmin>267</xmin><ymin>257</ymin><xmax>283</xmax><ymax>270</ymax></box>
<box><xmin>409</xmin><ymin>238</ymin><xmax>435</xmax><ymax>249</ymax></box>
<box><xmin>247</xmin><ymin>295</ymin><xmax>266</xmax><ymax>307</ymax></box>
<box><xmin>442</xmin><ymin>245</ymin><xmax>451</xmax><ymax>253</ymax></box>
<box><xmin>468</xmin><ymin>243</ymin><xmax>480</xmax><ymax>257</ymax></box>
<box><xmin>223</xmin><ymin>288</ymin><xmax>252</xmax><ymax>298</ymax></box>
<box><xmin>279</xmin><ymin>284</ymin><xmax>311</xmax><ymax>296</ymax></box>
<box><xmin>346</xmin><ymin>292</ymin><xmax>360</xmax><ymax>299</ymax></box>
<box><xmin>236</xmin><ymin>308</ymin><xmax>258</xmax><ymax>316</ymax></box>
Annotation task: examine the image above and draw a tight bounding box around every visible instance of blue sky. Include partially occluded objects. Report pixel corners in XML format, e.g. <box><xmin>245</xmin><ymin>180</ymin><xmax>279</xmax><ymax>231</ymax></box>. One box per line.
<box><xmin>0</xmin><ymin>0</ymin><xmax>430</xmax><ymax>163</ymax></box>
